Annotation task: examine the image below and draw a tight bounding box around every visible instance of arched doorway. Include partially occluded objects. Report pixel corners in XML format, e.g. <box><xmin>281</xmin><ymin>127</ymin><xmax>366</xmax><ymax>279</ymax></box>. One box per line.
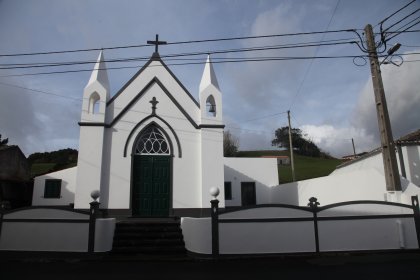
<box><xmin>132</xmin><ymin>124</ymin><xmax>171</xmax><ymax>216</ymax></box>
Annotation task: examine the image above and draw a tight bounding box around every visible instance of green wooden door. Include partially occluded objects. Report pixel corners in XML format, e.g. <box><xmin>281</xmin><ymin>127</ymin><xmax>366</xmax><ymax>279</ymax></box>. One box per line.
<box><xmin>132</xmin><ymin>155</ymin><xmax>170</xmax><ymax>216</ymax></box>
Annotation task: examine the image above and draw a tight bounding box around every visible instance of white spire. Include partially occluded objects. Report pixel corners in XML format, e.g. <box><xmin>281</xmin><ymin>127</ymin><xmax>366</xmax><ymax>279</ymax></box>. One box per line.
<box><xmin>199</xmin><ymin>54</ymin><xmax>220</xmax><ymax>93</ymax></box>
<box><xmin>86</xmin><ymin>50</ymin><xmax>110</xmax><ymax>90</ymax></box>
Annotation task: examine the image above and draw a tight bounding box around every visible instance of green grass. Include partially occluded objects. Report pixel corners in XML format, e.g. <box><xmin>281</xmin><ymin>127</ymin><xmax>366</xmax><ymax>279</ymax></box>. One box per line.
<box><xmin>278</xmin><ymin>155</ymin><xmax>342</xmax><ymax>183</ymax></box>
<box><xmin>236</xmin><ymin>150</ymin><xmax>343</xmax><ymax>184</ymax></box>
<box><xmin>30</xmin><ymin>163</ymin><xmax>56</xmax><ymax>177</ymax></box>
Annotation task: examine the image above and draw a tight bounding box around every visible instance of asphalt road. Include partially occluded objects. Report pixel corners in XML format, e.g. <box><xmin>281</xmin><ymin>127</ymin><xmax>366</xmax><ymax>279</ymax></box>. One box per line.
<box><xmin>2</xmin><ymin>252</ymin><xmax>420</xmax><ymax>280</ymax></box>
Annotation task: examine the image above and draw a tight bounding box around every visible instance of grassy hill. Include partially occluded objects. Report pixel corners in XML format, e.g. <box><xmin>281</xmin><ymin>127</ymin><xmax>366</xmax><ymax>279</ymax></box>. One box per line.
<box><xmin>236</xmin><ymin>150</ymin><xmax>342</xmax><ymax>184</ymax></box>
<box><xmin>28</xmin><ymin>148</ymin><xmax>78</xmax><ymax>177</ymax></box>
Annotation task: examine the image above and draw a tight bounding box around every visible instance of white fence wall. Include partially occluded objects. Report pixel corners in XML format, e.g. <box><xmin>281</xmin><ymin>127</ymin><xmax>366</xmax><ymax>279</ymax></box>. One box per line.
<box><xmin>219</xmin><ymin>221</ymin><xmax>315</xmax><ymax>254</ymax></box>
<box><xmin>318</xmin><ymin>218</ymin><xmax>417</xmax><ymax>251</ymax></box>
<box><xmin>181</xmin><ymin>217</ymin><xmax>212</xmax><ymax>254</ymax></box>
<box><xmin>0</xmin><ymin>207</ymin><xmax>115</xmax><ymax>252</ymax></box>
<box><xmin>181</xmin><ymin>201</ymin><xmax>419</xmax><ymax>255</ymax></box>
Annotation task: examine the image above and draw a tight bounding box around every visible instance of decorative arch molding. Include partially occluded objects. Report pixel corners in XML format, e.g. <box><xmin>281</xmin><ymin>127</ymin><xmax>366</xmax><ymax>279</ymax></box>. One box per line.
<box><xmin>132</xmin><ymin>122</ymin><xmax>173</xmax><ymax>156</ymax></box>
<box><xmin>124</xmin><ymin>116</ymin><xmax>182</xmax><ymax>158</ymax></box>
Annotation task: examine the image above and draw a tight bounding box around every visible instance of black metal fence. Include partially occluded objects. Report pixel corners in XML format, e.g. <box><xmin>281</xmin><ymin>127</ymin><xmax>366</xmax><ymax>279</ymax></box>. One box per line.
<box><xmin>210</xmin><ymin>196</ymin><xmax>420</xmax><ymax>258</ymax></box>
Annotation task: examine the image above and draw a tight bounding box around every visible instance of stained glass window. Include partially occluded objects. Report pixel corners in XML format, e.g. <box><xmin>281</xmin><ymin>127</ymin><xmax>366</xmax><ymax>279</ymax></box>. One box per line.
<box><xmin>135</xmin><ymin>126</ymin><xmax>170</xmax><ymax>155</ymax></box>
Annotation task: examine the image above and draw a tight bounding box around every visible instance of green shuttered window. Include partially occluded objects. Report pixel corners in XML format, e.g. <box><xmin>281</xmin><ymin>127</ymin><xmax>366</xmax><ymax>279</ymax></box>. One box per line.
<box><xmin>44</xmin><ymin>179</ymin><xmax>62</xmax><ymax>198</ymax></box>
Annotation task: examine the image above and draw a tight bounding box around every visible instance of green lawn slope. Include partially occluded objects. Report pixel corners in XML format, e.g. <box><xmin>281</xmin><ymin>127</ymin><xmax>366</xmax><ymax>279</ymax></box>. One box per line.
<box><xmin>236</xmin><ymin>150</ymin><xmax>342</xmax><ymax>184</ymax></box>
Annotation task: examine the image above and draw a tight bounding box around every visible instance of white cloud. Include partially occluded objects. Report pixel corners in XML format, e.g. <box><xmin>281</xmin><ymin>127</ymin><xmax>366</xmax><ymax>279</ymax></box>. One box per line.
<box><xmin>300</xmin><ymin>124</ymin><xmax>376</xmax><ymax>157</ymax></box>
<box><xmin>298</xmin><ymin>51</ymin><xmax>420</xmax><ymax>158</ymax></box>
<box><xmin>352</xmin><ymin>51</ymin><xmax>420</xmax><ymax>141</ymax></box>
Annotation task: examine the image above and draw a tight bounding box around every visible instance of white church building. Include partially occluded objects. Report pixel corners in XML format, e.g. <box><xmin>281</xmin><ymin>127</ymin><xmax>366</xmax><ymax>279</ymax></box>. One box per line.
<box><xmin>32</xmin><ymin>48</ymin><xmax>278</xmax><ymax>217</ymax></box>
<box><xmin>8</xmin><ymin>43</ymin><xmax>420</xmax><ymax>255</ymax></box>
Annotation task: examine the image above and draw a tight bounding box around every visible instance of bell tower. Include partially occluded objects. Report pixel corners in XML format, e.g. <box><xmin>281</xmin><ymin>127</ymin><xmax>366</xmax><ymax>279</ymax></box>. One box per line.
<box><xmin>75</xmin><ymin>51</ymin><xmax>110</xmax><ymax>208</ymax></box>
<box><xmin>199</xmin><ymin>55</ymin><xmax>223</xmax><ymax>124</ymax></box>
<box><xmin>199</xmin><ymin>55</ymin><xmax>225</xmax><ymax>207</ymax></box>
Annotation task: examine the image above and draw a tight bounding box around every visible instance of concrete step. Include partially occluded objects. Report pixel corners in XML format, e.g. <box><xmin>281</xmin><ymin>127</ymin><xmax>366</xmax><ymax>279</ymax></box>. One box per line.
<box><xmin>111</xmin><ymin>218</ymin><xmax>187</xmax><ymax>257</ymax></box>
<box><xmin>113</xmin><ymin>238</ymin><xmax>185</xmax><ymax>247</ymax></box>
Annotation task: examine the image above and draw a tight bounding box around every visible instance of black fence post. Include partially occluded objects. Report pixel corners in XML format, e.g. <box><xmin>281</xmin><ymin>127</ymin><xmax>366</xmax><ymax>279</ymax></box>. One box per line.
<box><xmin>411</xmin><ymin>195</ymin><xmax>420</xmax><ymax>248</ymax></box>
<box><xmin>308</xmin><ymin>197</ymin><xmax>320</xmax><ymax>253</ymax></box>
<box><xmin>88</xmin><ymin>200</ymin><xmax>100</xmax><ymax>253</ymax></box>
<box><xmin>211</xmin><ymin>198</ymin><xmax>219</xmax><ymax>258</ymax></box>
<box><xmin>0</xmin><ymin>202</ymin><xmax>5</xmax><ymax>241</ymax></box>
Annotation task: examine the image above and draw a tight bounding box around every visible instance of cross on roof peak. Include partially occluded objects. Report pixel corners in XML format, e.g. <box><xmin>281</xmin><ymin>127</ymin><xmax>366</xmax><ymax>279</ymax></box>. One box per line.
<box><xmin>147</xmin><ymin>34</ymin><xmax>167</xmax><ymax>54</ymax></box>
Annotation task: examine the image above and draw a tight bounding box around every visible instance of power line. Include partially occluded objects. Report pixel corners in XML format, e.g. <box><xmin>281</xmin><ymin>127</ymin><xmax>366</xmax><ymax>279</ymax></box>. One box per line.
<box><xmin>0</xmin><ymin>81</ymin><xmax>82</xmax><ymax>101</ymax></box>
<box><xmin>382</xmin><ymin>9</ymin><xmax>420</xmax><ymax>33</ymax></box>
<box><xmin>385</xmin><ymin>19</ymin><xmax>420</xmax><ymax>42</ymax></box>
<box><xmin>379</xmin><ymin>0</ymin><xmax>417</xmax><ymax>25</ymax></box>
<box><xmin>226</xmin><ymin>126</ymin><xmax>273</xmax><ymax>135</ymax></box>
<box><xmin>0</xmin><ymin>38</ymin><xmax>357</xmax><ymax>70</ymax></box>
<box><xmin>2</xmin><ymin>52</ymin><xmax>419</xmax><ymax>78</ymax></box>
<box><xmin>0</xmin><ymin>29</ymin><xmax>357</xmax><ymax>58</ymax></box>
<box><xmin>288</xmin><ymin>0</ymin><xmax>341</xmax><ymax>110</ymax></box>
<box><xmin>384</xmin><ymin>29</ymin><xmax>420</xmax><ymax>33</ymax></box>
<box><xmin>242</xmin><ymin>111</ymin><xmax>288</xmax><ymax>123</ymax></box>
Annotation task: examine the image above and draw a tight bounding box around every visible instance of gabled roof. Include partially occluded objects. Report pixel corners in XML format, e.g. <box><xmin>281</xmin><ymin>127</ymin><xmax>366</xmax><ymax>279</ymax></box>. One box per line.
<box><xmin>107</xmin><ymin>53</ymin><xmax>199</xmax><ymax>108</ymax></box>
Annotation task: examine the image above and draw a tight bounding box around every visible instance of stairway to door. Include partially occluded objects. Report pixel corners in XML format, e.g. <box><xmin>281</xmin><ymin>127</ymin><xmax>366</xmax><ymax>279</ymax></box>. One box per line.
<box><xmin>111</xmin><ymin>218</ymin><xmax>188</xmax><ymax>260</ymax></box>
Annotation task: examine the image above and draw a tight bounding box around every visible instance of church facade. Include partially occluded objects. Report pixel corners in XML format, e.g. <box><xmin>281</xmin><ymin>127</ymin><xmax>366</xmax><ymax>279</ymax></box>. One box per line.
<box><xmin>32</xmin><ymin>50</ymin><xmax>279</xmax><ymax>217</ymax></box>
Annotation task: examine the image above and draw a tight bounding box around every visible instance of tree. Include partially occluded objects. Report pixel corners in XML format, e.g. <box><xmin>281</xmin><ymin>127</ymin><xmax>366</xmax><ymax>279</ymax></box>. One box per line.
<box><xmin>0</xmin><ymin>134</ymin><xmax>8</xmax><ymax>146</ymax></box>
<box><xmin>272</xmin><ymin>126</ymin><xmax>320</xmax><ymax>157</ymax></box>
<box><xmin>223</xmin><ymin>130</ymin><xmax>239</xmax><ymax>157</ymax></box>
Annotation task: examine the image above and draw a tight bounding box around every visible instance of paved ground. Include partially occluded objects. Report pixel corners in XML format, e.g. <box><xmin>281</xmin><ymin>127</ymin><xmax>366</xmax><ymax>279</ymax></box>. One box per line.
<box><xmin>2</xmin><ymin>252</ymin><xmax>420</xmax><ymax>280</ymax></box>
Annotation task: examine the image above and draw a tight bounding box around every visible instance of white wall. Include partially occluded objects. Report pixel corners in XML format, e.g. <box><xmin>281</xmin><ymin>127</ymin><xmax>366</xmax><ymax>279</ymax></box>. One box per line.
<box><xmin>403</xmin><ymin>145</ymin><xmax>420</xmax><ymax>187</ymax></box>
<box><xmin>0</xmin><ymin>208</ymin><xmax>115</xmax><ymax>252</ymax></box>
<box><xmin>270</xmin><ymin>168</ymin><xmax>419</xmax><ymax>206</ymax></box>
<box><xmin>32</xmin><ymin>167</ymin><xmax>77</xmax><ymax>206</ymax></box>
<box><xmin>318</xmin><ymin>218</ymin><xmax>417</xmax><ymax>251</ymax></box>
<box><xmin>75</xmin><ymin>126</ymin><xmax>106</xmax><ymax>209</ymax></box>
<box><xmin>181</xmin><ymin>204</ymin><xmax>418</xmax><ymax>255</ymax></box>
<box><xmin>94</xmin><ymin>218</ymin><xmax>116</xmax><ymax>252</ymax></box>
<box><xmin>0</xmin><ymin>222</ymin><xmax>89</xmax><ymax>252</ymax></box>
<box><xmin>181</xmin><ymin>217</ymin><xmax>212</xmax><ymax>254</ymax></box>
<box><xmin>334</xmin><ymin>145</ymin><xmax>420</xmax><ymax>187</ymax></box>
<box><xmin>219</xmin><ymin>207</ymin><xmax>315</xmax><ymax>254</ymax></box>
<box><xmin>104</xmin><ymin>80</ymin><xmax>203</xmax><ymax>210</ymax></box>
<box><xmin>201</xmin><ymin>129</ymin><xmax>225</xmax><ymax>208</ymax></box>
<box><xmin>317</xmin><ymin>203</ymin><xmax>418</xmax><ymax>251</ymax></box>
<box><xmin>224</xmin><ymin>158</ymin><xmax>278</xmax><ymax>207</ymax></box>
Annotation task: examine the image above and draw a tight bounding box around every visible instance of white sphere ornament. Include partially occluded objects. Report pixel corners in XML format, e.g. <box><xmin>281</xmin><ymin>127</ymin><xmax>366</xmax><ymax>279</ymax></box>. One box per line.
<box><xmin>209</xmin><ymin>187</ymin><xmax>220</xmax><ymax>199</ymax></box>
<box><xmin>90</xmin><ymin>190</ymin><xmax>100</xmax><ymax>201</ymax></box>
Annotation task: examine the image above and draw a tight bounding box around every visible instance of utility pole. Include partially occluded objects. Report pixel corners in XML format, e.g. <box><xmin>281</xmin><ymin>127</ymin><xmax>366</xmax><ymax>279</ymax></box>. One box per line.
<box><xmin>364</xmin><ymin>24</ymin><xmax>401</xmax><ymax>191</ymax></box>
<box><xmin>287</xmin><ymin>110</ymin><xmax>296</xmax><ymax>182</ymax></box>
<box><xmin>351</xmin><ymin>138</ymin><xmax>356</xmax><ymax>158</ymax></box>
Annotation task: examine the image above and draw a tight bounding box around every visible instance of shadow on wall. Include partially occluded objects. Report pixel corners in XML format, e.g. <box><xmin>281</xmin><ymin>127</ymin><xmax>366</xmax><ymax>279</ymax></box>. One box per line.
<box><xmin>99</xmin><ymin>127</ymin><xmax>116</xmax><ymax>209</ymax></box>
<box><xmin>223</xmin><ymin>165</ymin><xmax>298</xmax><ymax>206</ymax></box>
<box><xmin>269</xmin><ymin>181</ymin><xmax>299</xmax><ymax>206</ymax></box>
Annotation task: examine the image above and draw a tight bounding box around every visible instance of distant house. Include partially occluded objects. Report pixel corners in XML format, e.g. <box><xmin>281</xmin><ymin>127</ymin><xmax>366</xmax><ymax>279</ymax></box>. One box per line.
<box><xmin>0</xmin><ymin>145</ymin><xmax>33</xmax><ymax>208</ymax></box>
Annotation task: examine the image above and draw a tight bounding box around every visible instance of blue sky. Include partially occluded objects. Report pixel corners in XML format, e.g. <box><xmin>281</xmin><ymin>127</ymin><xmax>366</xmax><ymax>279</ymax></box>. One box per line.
<box><xmin>0</xmin><ymin>0</ymin><xmax>419</xmax><ymax>157</ymax></box>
